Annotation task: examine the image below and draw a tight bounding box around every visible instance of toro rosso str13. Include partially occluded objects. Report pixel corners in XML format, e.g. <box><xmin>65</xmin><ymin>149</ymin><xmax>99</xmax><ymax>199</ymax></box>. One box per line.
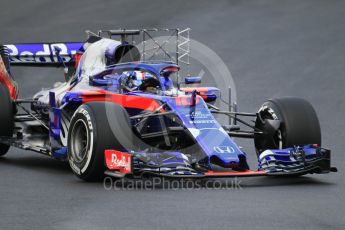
<box><xmin>0</xmin><ymin>29</ymin><xmax>337</xmax><ymax>181</ymax></box>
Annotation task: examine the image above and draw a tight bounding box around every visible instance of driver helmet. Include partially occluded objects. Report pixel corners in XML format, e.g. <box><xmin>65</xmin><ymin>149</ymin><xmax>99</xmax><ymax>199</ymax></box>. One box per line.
<box><xmin>122</xmin><ymin>71</ymin><xmax>139</xmax><ymax>91</ymax></box>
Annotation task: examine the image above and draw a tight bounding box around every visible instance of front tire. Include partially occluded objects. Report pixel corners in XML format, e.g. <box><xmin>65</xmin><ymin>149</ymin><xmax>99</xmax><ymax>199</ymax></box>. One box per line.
<box><xmin>67</xmin><ymin>102</ymin><xmax>136</xmax><ymax>181</ymax></box>
<box><xmin>0</xmin><ymin>84</ymin><xmax>14</xmax><ymax>156</ymax></box>
<box><xmin>254</xmin><ymin>97</ymin><xmax>321</xmax><ymax>155</ymax></box>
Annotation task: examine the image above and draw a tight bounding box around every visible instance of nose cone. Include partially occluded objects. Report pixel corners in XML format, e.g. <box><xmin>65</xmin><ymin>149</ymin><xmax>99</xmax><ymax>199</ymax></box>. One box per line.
<box><xmin>211</xmin><ymin>145</ymin><xmax>240</xmax><ymax>165</ymax></box>
<box><xmin>210</xmin><ymin>154</ymin><xmax>239</xmax><ymax>168</ymax></box>
<box><xmin>195</xmin><ymin>129</ymin><xmax>243</xmax><ymax>168</ymax></box>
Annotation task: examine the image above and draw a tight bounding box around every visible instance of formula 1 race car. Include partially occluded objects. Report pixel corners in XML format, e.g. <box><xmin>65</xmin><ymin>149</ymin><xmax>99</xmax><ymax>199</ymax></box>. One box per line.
<box><xmin>0</xmin><ymin>29</ymin><xmax>337</xmax><ymax>181</ymax></box>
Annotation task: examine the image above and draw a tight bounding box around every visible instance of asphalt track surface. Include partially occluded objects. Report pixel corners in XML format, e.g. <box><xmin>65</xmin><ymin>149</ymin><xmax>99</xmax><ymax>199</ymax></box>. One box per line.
<box><xmin>0</xmin><ymin>1</ymin><xmax>344</xmax><ymax>229</ymax></box>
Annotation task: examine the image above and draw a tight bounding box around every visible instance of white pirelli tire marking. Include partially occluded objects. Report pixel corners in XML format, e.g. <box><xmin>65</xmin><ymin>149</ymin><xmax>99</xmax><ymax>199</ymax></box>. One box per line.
<box><xmin>68</xmin><ymin>107</ymin><xmax>94</xmax><ymax>175</ymax></box>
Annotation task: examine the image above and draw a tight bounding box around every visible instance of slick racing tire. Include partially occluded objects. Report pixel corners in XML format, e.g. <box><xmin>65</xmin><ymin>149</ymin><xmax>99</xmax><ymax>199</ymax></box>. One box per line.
<box><xmin>254</xmin><ymin>97</ymin><xmax>321</xmax><ymax>155</ymax></box>
<box><xmin>67</xmin><ymin>102</ymin><xmax>136</xmax><ymax>181</ymax></box>
<box><xmin>0</xmin><ymin>84</ymin><xmax>14</xmax><ymax>156</ymax></box>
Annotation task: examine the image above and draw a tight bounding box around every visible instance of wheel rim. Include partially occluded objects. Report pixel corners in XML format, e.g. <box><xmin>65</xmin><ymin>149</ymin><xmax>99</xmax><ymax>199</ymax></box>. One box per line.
<box><xmin>70</xmin><ymin>119</ymin><xmax>89</xmax><ymax>163</ymax></box>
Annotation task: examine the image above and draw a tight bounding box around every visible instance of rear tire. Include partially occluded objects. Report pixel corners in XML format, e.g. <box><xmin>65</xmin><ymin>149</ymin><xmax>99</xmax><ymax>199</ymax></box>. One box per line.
<box><xmin>0</xmin><ymin>84</ymin><xmax>14</xmax><ymax>156</ymax></box>
<box><xmin>254</xmin><ymin>97</ymin><xmax>321</xmax><ymax>154</ymax></box>
<box><xmin>67</xmin><ymin>102</ymin><xmax>136</xmax><ymax>181</ymax></box>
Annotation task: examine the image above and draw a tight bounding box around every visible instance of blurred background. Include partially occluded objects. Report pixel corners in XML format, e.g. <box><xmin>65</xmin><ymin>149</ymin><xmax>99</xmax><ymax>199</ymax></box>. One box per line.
<box><xmin>0</xmin><ymin>1</ymin><xmax>344</xmax><ymax>229</ymax></box>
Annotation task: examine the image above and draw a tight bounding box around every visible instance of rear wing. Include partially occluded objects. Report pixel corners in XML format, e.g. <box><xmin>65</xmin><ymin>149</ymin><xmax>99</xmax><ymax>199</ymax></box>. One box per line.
<box><xmin>2</xmin><ymin>28</ymin><xmax>191</xmax><ymax>69</ymax></box>
<box><xmin>2</xmin><ymin>42</ymin><xmax>84</xmax><ymax>67</ymax></box>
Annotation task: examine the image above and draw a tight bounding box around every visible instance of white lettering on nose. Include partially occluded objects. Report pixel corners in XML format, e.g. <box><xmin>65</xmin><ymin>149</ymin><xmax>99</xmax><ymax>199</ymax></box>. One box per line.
<box><xmin>213</xmin><ymin>146</ymin><xmax>235</xmax><ymax>154</ymax></box>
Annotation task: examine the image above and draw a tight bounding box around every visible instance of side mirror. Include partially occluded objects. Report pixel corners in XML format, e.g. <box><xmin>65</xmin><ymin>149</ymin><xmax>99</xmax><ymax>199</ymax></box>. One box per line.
<box><xmin>185</xmin><ymin>76</ymin><xmax>202</xmax><ymax>84</ymax></box>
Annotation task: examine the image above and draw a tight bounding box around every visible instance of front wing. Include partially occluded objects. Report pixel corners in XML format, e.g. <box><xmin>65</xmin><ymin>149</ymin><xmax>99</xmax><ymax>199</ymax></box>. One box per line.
<box><xmin>103</xmin><ymin>146</ymin><xmax>336</xmax><ymax>179</ymax></box>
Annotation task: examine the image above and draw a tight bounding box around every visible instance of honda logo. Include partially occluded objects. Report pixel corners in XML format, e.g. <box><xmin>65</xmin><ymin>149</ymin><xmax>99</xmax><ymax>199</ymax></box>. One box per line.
<box><xmin>213</xmin><ymin>146</ymin><xmax>235</xmax><ymax>154</ymax></box>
